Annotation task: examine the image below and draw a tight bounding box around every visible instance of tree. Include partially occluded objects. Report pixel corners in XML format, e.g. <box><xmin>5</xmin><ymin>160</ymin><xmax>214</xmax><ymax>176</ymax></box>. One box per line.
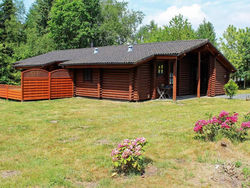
<box><xmin>48</xmin><ymin>0</ymin><xmax>101</xmax><ymax>49</ymax></box>
<box><xmin>220</xmin><ymin>25</ymin><xmax>250</xmax><ymax>88</ymax></box>
<box><xmin>0</xmin><ymin>0</ymin><xmax>16</xmax><ymax>41</ymax></box>
<box><xmin>0</xmin><ymin>0</ymin><xmax>23</xmax><ymax>84</ymax></box>
<box><xmin>136</xmin><ymin>21</ymin><xmax>159</xmax><ymax>43</ymax></box>
<box><xmin>98</xmin><ymin>0</ymin><xmax>144</xmax><ymax>45</ymax></box>
<box><xmin>26</xmin><ymin>0</ymin><xmax>54</xmax><ymax>35</ymax></box>
<box><xmin>197</xmin><ymin>19</ymin><xmax>217</xmax><ymax>46</ymax></box>
<box><xmin>168</xmin><ymin>14</ymin><xmax>196</xmax><ymax>40</ymax></box>
<box><xmin>136</xmin><ymin>14</ymin><xmax>196</xmax><ymax>43</ymax></box>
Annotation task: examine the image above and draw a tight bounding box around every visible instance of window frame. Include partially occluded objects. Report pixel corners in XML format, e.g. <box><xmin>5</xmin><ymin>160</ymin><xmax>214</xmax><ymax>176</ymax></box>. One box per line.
<box><xmin>157</xmin><ymin>63</ymin><xmax>164</xmax><ymax>76</ymax></box>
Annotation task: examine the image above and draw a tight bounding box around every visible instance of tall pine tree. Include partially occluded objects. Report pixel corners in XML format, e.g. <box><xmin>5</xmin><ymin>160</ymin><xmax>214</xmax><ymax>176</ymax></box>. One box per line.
<box><xmin>0</xmin><ymin>0</ymin><xmax>22</xmax><ymax>84</ymax></box>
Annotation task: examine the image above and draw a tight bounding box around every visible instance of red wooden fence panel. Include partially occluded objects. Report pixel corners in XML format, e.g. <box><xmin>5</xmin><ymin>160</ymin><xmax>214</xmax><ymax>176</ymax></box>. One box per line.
<box><xmin>22</xmin><ymin>69</ymin><xmax>49</xmax><ymax>101</ymax></box>
<box><xmin>0</xmin><ymin>84</ymin><xmax>8</xmax><ymax>99</ymax></box>
<box><xmin>0</xmin><ymin>84</ymin><xmax>22</xmax><ymax>100</ymax></box>
<box><xmin>7</xmin><ymin>85</ymin><xmax>22</xmax><ymax>100</ymax></box>
<box><xmin>50</xmin><ymin>69</ymin><xmax>74</xmax><ymax>99</ymax></box>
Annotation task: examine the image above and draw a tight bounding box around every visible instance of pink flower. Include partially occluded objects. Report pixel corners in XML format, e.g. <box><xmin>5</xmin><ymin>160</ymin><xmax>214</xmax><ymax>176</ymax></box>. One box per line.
<box><xmin>122</xmin><ymin>149</ymin><xmax>132</xmax><ymax>159</ymax></box>
<box><xmin>219</xmin><ymin>110</ymin><xmax>229</xmax><ymax>118</ymax></box>
<box><xmin>123</xmin><ymin>139</ymin><xmax>130</xmax><ymax>143</ymax></box>
<box><xmin>221</xmin><ymin>122</ymin><xmax>230</xmax><ymax>129</ymax></box>
<box><xmin>194</xmin><ymin>120</ymin><xmax>208</xmax><ymax>132</ymax></box>
<box><xmin>194</xmin><ymin>125</ymin><xmax>202</xmax><ymax>132</ymax></box>
<box><xmin>135</xmin><ymin>145</ymin><xmax>142</xmax><ymax>152</ymax></box>
<box><xmin>112</xmin><ymin>157</ymin><xmax>118</xmax><ymax>162</ymax></box>
<box><xmin>135</xmin><ymin>151</ymin><xmax>141</xmax><ymax>156</ymax></box>
<box><xmin>241</xmin><ymin>122</ymin><xmax>250</xmax><ymax>129</ymax></box>
<box><xmin>111</xmin><ymin>148</ymin><xmax>119</xmax><ymax>156</ymax></box>
<box><xmin>131</xmin><ymin>140</ymin><xmax>137</xmax><ymax>146</ymax></box>
<box><xmin>129</xmin><ymin>145</ymin><xmax>133</xmax><ymax>150</ymax></box>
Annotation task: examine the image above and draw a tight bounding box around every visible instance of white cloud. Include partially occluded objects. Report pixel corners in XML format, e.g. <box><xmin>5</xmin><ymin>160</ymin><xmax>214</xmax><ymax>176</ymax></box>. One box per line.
<box><xmin>146</xmin><ymin>4</ymin><xmax>207</xmax><ymax>28</ymax></box>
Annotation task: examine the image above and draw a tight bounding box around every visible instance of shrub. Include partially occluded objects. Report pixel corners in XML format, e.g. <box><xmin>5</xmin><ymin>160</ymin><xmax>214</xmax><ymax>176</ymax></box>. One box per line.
<box><xmin>111</xmin><ymin>137</ymin><xmax>147</xmax><ymax>174</ymax></box>
<box><xmin>194</xmin><ymin>111</ymin><xmax>249</xmax><ymax>142</ymax></box>
<box><xmin>224</xmin><ymin>79</ymin><xmax>238</xmax><ymax>99</ymax></box>
<box><xmin>243</xmin><ymin>112</ymin><xmax>250</xmax><ymax>122</ymax></box>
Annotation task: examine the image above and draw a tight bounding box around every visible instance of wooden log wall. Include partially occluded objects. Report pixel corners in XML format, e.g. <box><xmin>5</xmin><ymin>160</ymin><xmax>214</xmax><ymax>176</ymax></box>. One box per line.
<box><xmin>50</xmin><ymin>69</ymin><xmax>74</xmax><ymax>99</ymax></box>
<box><xmin>215</xmin><ymin>60</ymin><xmax>229</xmax><ymax>95</ymax></box>
<box><xmin>134</xmin><ymin>63</ymin><xmax>152</xmax><ymax>101</ymax></box>
<box><xmin>207</xmin><ymin>55</ymin><xmax>216</xmax><ymax>97</ymax></box>
<box><xmin>75</xmin><ymin>69</ymin><xmax>99</xmax><ymax>98</ymax></box>
<box><xmin>102</xmin><ymin>69</ymin><xmax>130</xmax><ymax>100</ymax></box>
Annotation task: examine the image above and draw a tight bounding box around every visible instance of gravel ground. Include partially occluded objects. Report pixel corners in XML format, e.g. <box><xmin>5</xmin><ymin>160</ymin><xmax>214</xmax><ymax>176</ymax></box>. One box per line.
<box><xmin>215</xmin><ymin>93</ymin><xmax>250</xmax><ymax>100</ymax></box>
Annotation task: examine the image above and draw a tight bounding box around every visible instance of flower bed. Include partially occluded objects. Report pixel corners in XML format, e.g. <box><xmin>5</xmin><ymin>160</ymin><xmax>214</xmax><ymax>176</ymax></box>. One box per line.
<box><xmin>194</xmin><ymin>111</ymin><xmax>250</xmax><ymax>142</ymax></box>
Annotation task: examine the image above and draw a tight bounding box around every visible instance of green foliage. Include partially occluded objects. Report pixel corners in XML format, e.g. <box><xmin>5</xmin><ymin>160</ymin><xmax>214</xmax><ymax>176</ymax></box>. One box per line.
<box><xmin>136</xmin><ymin>14</ymin><xmax>196</xmax><ymax>43</ymax></box>
<box><xmin>242</xmin><ymin>167</ymin><xmax>250</xmax><ymax>179</ymax></box>
<box><xmin>0</xmin><ymin>0</ymin><xmax>23</xmax><ymax>84</ymax></box>
<box><xmin>224</xmin><ymin>79</ymin><xmax>239</xmax><ymax>99</ymax></box>
<box><xmin>243</xmin><ymin>112</ymin><xmax>250</xmax><ymax>122</ymax></box>
<box><xmin>219</xmin><ymin>124</ymin><xmax>248</xmax><ymax>142</ymax></box>
<box><xmin>13</xmin><ymin>28</ymin><xmax>55</xmax><ymax>60</ymax></box>
<box><xmin>234</xmin><ymin>161</ymin><xmax>242</xmax><ymax>168</ymax></box>
<box><xmin>99</xmin><ymin>0</ymin><xmax>144</xmax><ymax>45</ymax></box>
<box><xmin>48</xmin><ymin>0</ymin><xmax>101</xmax><ymax>49</ymax></box>
<box><xmin>26</xmin><ymin>0</ymin><xmax>54</xmax><ymax>35</ymax></box>
<box><xmin>220</xmin><ymin>26</ymin><xmax>250</xmax><ymax>87</ymax></box>
<box><xmin>196</xmin><ymin>19</ymin><xmax>217</xmax><ymax>46</ymax></box>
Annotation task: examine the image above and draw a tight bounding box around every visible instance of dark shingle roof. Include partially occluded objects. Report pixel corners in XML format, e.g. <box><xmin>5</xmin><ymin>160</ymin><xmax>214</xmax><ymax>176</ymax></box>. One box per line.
<box><xmin>14</xmin><ymin>39</ymin><xmax>209</xmax><ymax>67</ymax></box>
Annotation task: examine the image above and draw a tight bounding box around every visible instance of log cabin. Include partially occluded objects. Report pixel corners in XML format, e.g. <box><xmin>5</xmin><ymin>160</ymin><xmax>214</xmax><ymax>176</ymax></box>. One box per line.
<box><xmin>9</xmin><ymin>39</ymin><xmax>236</xmax><ymax>101</ymax></box>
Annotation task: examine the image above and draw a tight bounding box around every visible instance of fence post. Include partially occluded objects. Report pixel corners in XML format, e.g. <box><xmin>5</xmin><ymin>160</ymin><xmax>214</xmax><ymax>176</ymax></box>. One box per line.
<box><xmin>49</xmin><ymin>72</ymin><xmax>51</xmax><ymax>100</ymax></box>
<box><xmin>21</xmin><ymin>72</ymin><xmax>24</xmax><ymax>102</ymax></box>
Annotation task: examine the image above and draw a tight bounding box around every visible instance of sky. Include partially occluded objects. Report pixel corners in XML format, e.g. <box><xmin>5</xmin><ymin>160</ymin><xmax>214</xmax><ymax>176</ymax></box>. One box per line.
<box><xmin>23</xmin><ymin>0</ymin><xmax>250</xmax><ymax>37</ymax></box>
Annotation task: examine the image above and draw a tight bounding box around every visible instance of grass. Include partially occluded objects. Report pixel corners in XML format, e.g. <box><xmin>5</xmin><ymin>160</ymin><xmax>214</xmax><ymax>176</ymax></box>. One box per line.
<box><xmin>0</xmin><ymin>97</ymin><xmax>249</xmax><ymax>187</ymax></box>
<box><xmin>238</xmin><ymin>88</ymin><xmax>250</xmax><ymax>94</ymax></box>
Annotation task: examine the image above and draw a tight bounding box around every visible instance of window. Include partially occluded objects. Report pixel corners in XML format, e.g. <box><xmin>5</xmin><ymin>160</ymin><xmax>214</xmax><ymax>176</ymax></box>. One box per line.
<box><xmin>157</xmin><ymin>64</ymin><xmax>164</xmax><ymax>75</ymax></box>
<box><xmin>83</xmin><ymin>69</ymin><xmax>92</xmax><ymax>81</ymax></box>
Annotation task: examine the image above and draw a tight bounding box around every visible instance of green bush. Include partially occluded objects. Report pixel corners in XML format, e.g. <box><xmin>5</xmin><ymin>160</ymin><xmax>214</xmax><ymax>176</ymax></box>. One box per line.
<box><xmin>224</xmin><ymin>79</ymin><xmax>239</xmax><ymax>99</ymax></box>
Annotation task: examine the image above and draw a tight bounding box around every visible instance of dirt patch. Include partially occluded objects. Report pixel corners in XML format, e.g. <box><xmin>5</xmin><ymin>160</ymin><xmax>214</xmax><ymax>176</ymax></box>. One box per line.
<box><xmin>75</xmin><ymin>181</ymin><xmax>98</xmax><ymax>188</ymax></box>
<box><xmin>50</xmin><ymin>120</ymin><xmax>58</xmax><ymax>124</ymax></box>
<box><xmin>175</xmin><ymin>158</ymin><xmax>186</xmax><ymax>164</ymax></box>
<box><xmin>142</xmin><ymin>164</ymin><xmax>158</xmax><ymax>178</ymax></box>
<box><xmin>1</xmin><ymin>170</ymin><xmax>20</xmax><ymax>179</ymax></box>
<box><xmin>95</xmin><ymin>139</ymin><xmax>110</xmax><ymax>145</ymax></box>
<box><xmin>187</xmin><ymin>162</ymin><xmax>248</xmax><ymax>188</ymax></box>
<box><xmin>60</xmin><ymin>136</ymin><xmax>79</xmax><ymax>143</ymax></box>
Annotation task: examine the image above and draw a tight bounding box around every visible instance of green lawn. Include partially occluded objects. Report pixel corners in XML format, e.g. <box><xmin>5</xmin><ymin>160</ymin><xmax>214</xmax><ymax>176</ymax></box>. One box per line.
<box><xmin>238</xmin><ymin>88</ymin><xmax>250</xmax><ymax>94</ymax></box>
<box><xmin>0</xmin><ymin>97</ymin><xmax>249</xmax><ymax>187</ymax></box>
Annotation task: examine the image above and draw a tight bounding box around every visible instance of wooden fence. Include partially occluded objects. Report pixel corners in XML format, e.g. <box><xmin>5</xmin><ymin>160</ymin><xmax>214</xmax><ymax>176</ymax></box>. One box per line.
<box><xmin>0</xmin><ymin>69</ymin><xmax>74</xmax><ymax>101</ymax></box>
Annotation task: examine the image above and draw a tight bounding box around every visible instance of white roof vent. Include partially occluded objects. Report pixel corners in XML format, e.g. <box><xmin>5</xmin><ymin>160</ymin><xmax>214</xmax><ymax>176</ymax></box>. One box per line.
<box><xmin>128</xmin><ymin>45</ymin><xmax>133</xmax><ymax>52</ymax></box>
<box><xmin>94</xmin><ymin>48</ymin><xmax>98</xmax><ymax>54</ymax></box>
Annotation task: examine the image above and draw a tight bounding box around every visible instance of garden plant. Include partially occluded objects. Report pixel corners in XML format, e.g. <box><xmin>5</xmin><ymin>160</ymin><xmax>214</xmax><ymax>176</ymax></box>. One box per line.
<box><xmin>224</xmin><ymin>79</ymin><xmax>239</xmax><ymax>99</ymax></box>
<box><xmin>194</xmin><ymin>110</ymin><xmax>250</xmax><ymax>142</ymax></box>
<box><xmin>111</xmin><ymin>137</ymin><xmax>148</xmax><ymax>175</ymax></box>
